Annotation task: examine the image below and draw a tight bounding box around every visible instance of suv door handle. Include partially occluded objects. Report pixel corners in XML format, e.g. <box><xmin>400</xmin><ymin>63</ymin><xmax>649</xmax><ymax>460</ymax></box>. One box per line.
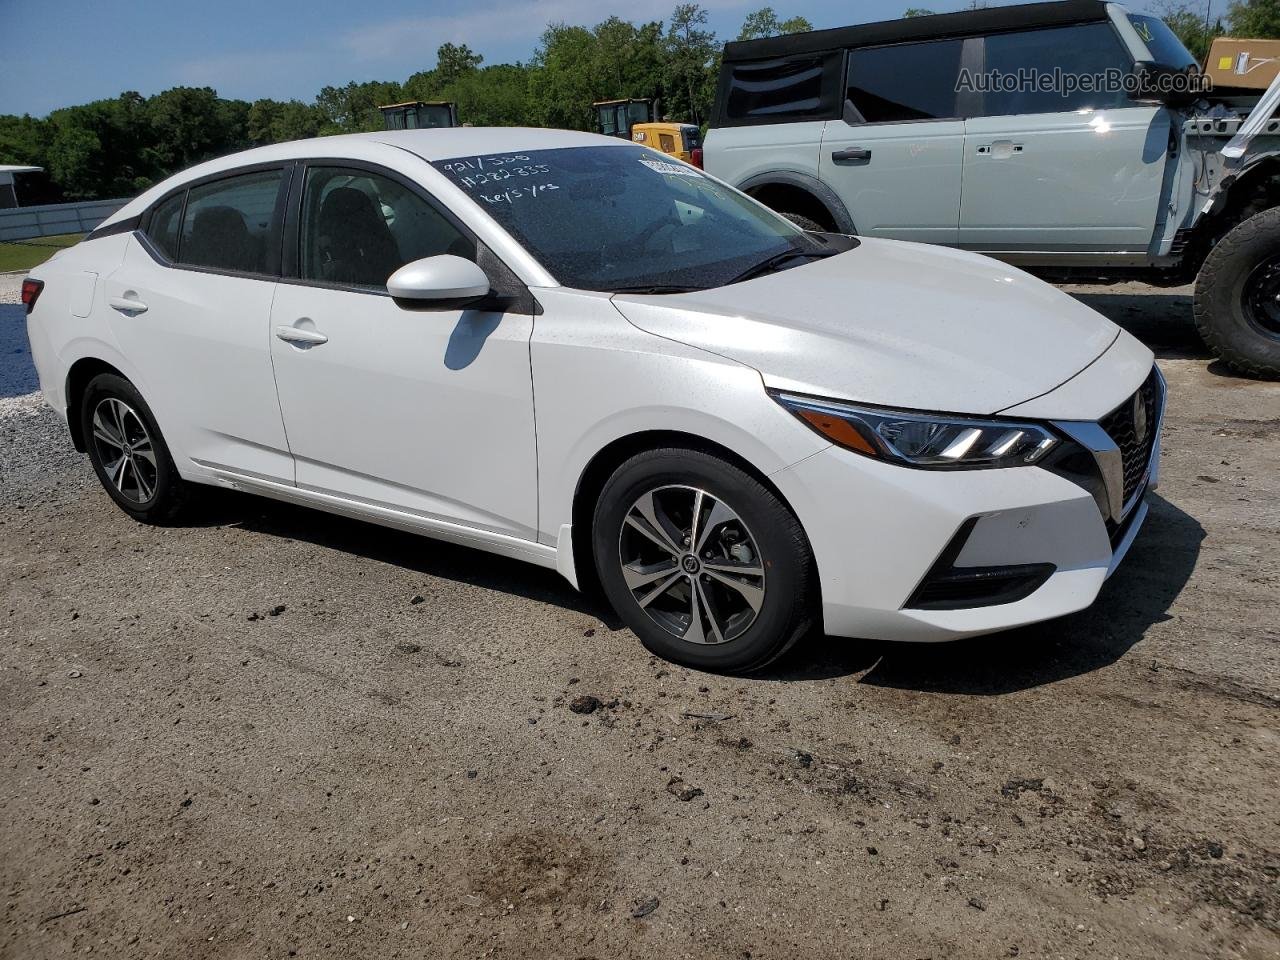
<box><xmin>108</xmin><ymin>295</ymin><xmax>148</xmax><ymax>314</ymax></box>
<box><xmin>275</xmin><ymin>325</ymin><xmax>328</xmax><ymax>346</ymax></box>
<box><xmin>831</xmin><ymin>147</ymin><xmax>872</xmax><ymax>165</ymax></box>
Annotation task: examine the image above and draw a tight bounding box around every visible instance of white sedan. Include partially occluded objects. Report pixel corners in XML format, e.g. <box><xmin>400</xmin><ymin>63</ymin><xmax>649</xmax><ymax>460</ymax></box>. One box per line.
<box><xmin>22</xmin><ymin>127</ymin><xmax>1163</xmax><ymax>672</ymax></box>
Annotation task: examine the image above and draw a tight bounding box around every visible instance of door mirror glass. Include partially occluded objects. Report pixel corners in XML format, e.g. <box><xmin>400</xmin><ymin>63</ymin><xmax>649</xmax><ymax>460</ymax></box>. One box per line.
<box><xmin>387</xmin><ymin>255</ymin><xmax>491</xmax><ymax>304</ymax></box>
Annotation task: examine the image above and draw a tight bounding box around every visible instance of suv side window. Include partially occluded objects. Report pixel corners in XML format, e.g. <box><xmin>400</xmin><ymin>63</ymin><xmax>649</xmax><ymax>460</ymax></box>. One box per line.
<box><xmin>180</xmin><ymin>169</ymin><xmax>285</xmax><ymax>275</ymax></box>
<box><xmin>724</xmin><ymin>53</ymin><xmax>841</xmax><ymax>123</ymax></box>
<box><xmin>299</xmin><ymin>166</ymin><xmax>476</xmax><ymax>291</ymax></box>
<box><xmin>979</xmin><ymin>23</ymin><xmax>1133</xmax><ymax>116</ymax></box>
<box><xmin>846</xmin><ymin>39</ymin><xmax>964</xmax><ymax>124</ymax></box>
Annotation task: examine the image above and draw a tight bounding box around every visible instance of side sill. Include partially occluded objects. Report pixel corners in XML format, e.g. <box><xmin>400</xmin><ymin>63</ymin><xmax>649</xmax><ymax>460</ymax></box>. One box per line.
<box><xmin>193</xmin><ymin>462</ymin><xmax>558</xmax><ymax>570</ymax></box>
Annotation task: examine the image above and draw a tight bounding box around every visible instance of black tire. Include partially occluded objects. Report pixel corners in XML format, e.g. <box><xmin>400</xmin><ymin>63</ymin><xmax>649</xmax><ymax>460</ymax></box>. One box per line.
<box><xmin>779</xmin><ymin>212</ymin><xmax>825</xmax><ymax>233</ymax></box>
<box><xmin>81</xmin><ymin>373</ymin><xmax>192</xmax><ymax>524</ymax></box>
<box><xmin>592</xmin><ymin>448</ymin><xmax>817</xmax><ymax>673</ymax></box>
<box><xmin>1193</xmin><ymin>206</ymin><xmax>1280</xmax><ymax>379</ymax></box>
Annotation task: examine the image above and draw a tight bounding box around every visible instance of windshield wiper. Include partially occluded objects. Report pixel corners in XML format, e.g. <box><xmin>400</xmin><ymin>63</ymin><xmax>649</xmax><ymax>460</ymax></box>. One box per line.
<box><xmin>610</xmin><ymin>284</ymin><xmax>702</xmax><ymax>295</ymax></box>
<box><xmin>726</xmin><ymin>248</ymin><xmax>832</xmax><ymax>285</ymax></box>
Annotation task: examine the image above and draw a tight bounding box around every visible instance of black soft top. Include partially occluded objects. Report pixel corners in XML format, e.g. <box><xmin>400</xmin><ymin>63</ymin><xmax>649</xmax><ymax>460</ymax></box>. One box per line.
<box><xmin>721</xmin><ymin>0</ymin><xmax>1111</xmax><ymax>62</ymax></box>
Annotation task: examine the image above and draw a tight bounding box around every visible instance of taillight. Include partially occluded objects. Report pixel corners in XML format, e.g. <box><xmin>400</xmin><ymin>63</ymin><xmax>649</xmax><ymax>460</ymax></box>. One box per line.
<box><xmin>691</xmin><ymin>147</ymin><xmax>704</xmax><ymax>169</ymax></box>
<box><xmin>20</xmin><ymin>278</ymin><xmax>44</xmax><ymax>315</ymax></box>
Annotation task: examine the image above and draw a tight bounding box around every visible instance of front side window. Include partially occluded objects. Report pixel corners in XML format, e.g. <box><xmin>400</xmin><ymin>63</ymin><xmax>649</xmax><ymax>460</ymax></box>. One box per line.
<box><xmin>979</xmin><ymin>22</ymin><xmax>1133</xmax><ymax>116</ymax></box>
<box><xmin>180</xmin><ymin>169</ymin><xmax>284</xmax><ymax>274</ymax></box>
<box><xmin>846</xmin><ymin>39</ymin><xmax>964</xmax><ymax>123</ymax></box>
<box><xmin>299</xmin><ymin>166</ymin><xmax>475</xmax><ymax>290</ymax></box>
<box><xmin>431</xmin><ymin>145</ymin><xmax>829</xmax><ymax>292</ymax></box>
<box><xmin>1127</xmin><ymin>15</ymin><xmax>1196</xmax><ymax>70</ymax></box>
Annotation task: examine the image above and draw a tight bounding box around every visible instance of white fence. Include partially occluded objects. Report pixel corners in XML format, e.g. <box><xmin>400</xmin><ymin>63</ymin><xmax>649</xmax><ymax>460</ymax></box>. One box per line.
<box><xmin>0</xmin><ymin>198</ymin><xmax>128</xmax><ymax>243</ymax></box>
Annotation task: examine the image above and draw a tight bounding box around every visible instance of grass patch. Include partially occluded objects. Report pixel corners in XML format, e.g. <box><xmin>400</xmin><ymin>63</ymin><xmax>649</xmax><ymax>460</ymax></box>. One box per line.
<box><xmin>0</xmin><ymin>234</ymin><xmax>82</xmax><ymax>273</ymax></box>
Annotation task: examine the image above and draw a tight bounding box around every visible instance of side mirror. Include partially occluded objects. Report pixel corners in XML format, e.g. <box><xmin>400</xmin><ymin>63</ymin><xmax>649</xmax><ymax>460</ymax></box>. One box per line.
<box><xmin>387</xmin><ymin>255</ymin><xmax>491</xmax><ymax>307</ymax></box>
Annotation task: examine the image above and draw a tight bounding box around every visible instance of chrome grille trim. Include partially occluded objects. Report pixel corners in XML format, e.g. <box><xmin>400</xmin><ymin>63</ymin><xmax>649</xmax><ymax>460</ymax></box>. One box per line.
<box><xmin>1051</xmin><ymin>365</ymin><xmax>1166</xmax><ymax>525</ymax></box>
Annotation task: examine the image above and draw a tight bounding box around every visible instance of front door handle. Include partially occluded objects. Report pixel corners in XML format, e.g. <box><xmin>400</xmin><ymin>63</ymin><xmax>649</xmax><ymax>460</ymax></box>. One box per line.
<box><xmin>108</xmin><ymin>296</ymin><xmax>148</xmax><ymax>314</ymax></box>
<box><xmin>275</xmin><ymin>325</ymin><xmax>328</xmax><ymax>346</ymax></box>
<box><xmin>831</xmin><ymin>147</ymin><xmax>872</xmax><ymax>165</ymax></box>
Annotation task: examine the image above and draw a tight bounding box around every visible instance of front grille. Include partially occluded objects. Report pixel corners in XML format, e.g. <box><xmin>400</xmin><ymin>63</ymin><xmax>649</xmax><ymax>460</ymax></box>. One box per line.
<box><xmin>1098</xmin><ymin>368</ymin><xmax>1162</xmax><ymax>508</ymax></box>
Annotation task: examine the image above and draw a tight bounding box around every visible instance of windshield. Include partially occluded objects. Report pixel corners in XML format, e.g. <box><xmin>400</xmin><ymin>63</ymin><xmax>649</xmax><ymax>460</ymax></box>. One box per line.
<box><xmin>431</xmin><ymin>145</ymin><xmax>826</xmax><ymax>292</ymax></box>
<box><xmin>1128</xmin><ymin>14</ymin><xmax>1197</xmax><ymax>70</ymax></box>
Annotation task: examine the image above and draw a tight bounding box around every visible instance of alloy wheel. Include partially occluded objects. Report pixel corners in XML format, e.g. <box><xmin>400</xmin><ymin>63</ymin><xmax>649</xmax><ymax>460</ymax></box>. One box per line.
<box><xmin>617</xmin><ymin>484</ymin><xmax>766</xmax><ymax>645</ymax></box>
<box><xmin>91</xmin><ymin>397</ymin><xmax>159</xmax><ymax>504</ymax></box>
<box><xmin>1242</xmin><ymin>254</ymin><xmax>1280</xmax><ymax>341</ymax></box>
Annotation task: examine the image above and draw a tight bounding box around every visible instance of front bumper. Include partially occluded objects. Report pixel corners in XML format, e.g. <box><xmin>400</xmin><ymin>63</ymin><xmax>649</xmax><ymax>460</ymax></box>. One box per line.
<box><xmin>769</xmin><ymin>370</ymin><xmax>1163</xmax><ymax>643</ymax></box>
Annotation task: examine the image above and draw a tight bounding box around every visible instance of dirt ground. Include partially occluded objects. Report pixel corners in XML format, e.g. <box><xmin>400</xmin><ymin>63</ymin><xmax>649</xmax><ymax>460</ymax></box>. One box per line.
<box><xmin>1</xmin><ymin>279</ymin><xmax>1278</xmax><ymax>960</ymax></box>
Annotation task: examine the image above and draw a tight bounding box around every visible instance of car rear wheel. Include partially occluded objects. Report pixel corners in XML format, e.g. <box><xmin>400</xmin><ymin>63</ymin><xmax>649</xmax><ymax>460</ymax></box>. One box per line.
<box><xmin>592</xmin><ymin>448</ymin><xmax>817</xmax><ymax>673</ymax></box>
<box><xmin>81</xmin><ymin>373</ymin><xmax>192</xmax><ymax>523</ymax></box>
<box><xmin>1193</xmin><ymin>206</ymin><xmax>1280</xmax><ymax>379</ymax></box>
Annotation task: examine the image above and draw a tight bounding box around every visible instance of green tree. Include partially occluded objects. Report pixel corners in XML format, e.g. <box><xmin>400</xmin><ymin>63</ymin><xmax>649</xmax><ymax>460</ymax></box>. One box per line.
<box><xmin>315</xmin><ymin>80</ymin><xmax>403</xmax><ymax>133</ymax></box>
<box><xmin>664</xmin><ymin>3</ymin><xmax>718</xmax><ymax>125</ymax></box>
<box><xmin>1227</xmin><ymin>0</ymin><xmax>1280</xmax><ymax>35</ymax></box>
<box><xmin>530</xmin><ymin>22</ymin><xmax>603</xmax><ymax>129</ymax></box>
<box><xmin>435</xmin><ymin>42</ymin><xmax>484</xmax><ymax>85</ymax></box>
<box><xmin>247</xmin><ymin>99</ymin><xmax>324</xmax><ymax>144</ymax></box>
<box><xmin>902</xmin><ymin>7</ymin><xmax>936</xmax><ymax>17</ymax></box>
<box><xmin>738</xmin><ymin>7</ymin><xmax>813</xmax><ymax>40</ymax></box>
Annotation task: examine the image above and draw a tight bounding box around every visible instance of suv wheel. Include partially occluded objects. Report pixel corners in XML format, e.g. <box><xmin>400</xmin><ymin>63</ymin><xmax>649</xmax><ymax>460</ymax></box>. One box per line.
<box><xmin>81</xmin><ymin>373</ymin><xmax>192</xmax><ymax>523</ymax></box>
<box><xmin>1193</xmin><ymin>206</ymin><xmax>1280</xmax><ymax>378</ymax></box>
<box><xmin>592</xmin><ymin>448</ymin><xmax>817</xmax><ymax>673</ymax></box>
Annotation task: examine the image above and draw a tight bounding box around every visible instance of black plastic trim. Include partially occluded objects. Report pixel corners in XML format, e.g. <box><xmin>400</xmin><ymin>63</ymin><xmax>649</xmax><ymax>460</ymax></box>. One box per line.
<box><xmin>737</xmin><ymin>170</ymin><xmax>858</xmax><ymax>234</ymax></box>
<box><xmin>85</xmin><ymin>215</ymin><xmax>140</xmax><ymax>242</ymax></box>
<box><xmin>904</xmin><ymin>517</ymin><xmax>1056</xmax><ymax>611</ymax></box>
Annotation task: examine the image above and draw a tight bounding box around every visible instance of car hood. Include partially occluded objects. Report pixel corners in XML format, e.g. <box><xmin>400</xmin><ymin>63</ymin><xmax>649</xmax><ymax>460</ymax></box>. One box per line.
<box><xmin>611</xmin><ymin>238</ymin><xmax>1121</xmax><ymax>416</ymax></box>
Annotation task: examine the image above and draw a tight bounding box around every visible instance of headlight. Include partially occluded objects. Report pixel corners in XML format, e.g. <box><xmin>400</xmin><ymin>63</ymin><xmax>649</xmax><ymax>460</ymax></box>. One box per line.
<box><xmin>773</xmin><ymin>392</ymin><xmax>1058</xmax><ymax>469</ymax></box>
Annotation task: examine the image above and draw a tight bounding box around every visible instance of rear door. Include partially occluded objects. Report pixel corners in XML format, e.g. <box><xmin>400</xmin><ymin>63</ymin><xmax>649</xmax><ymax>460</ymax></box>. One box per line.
<box><xmin>103</xmin><ymin>166</ymin><xmax>293</xmax><ymax>481</ymax></box>
<box><xmin>958</xmin><ymin>21</ymin><xmax>1170</xmax><ymax>255</ymax></box>
<box><xmin>818</xmin><ymin>38</ymin><xmax>968</xmax><ymax>243</ymax></box>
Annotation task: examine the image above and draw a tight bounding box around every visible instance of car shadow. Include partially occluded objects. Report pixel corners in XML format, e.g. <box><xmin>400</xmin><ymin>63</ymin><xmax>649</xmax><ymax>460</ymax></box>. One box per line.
<box><xmin>202</xmin><ymin>487</ymin><xmax>1201</xmax><ymax>694</ymax></box>
<box><xmin>1063</xmin><ymin>288</ymin><xmax>1210</xmax><ymax>360</ymax></box>
<box><xmin>765</xmin><ymin>492</ymin><xmax>1204</xmax><ymax>693</ymax></box>
<box><xmin>1</xmin><ymin>302</ymin><xmax>39</xmax><ymax>399</ymax></box>
<box><xmin>203</xmin><ymin>492</ymin><xmax>614</xmax><ymax>623</ymax></box>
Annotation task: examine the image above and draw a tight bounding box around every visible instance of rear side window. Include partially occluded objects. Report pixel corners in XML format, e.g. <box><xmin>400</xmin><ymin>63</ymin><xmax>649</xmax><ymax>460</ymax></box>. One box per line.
<box><xmin>724</xmin><ymin>54</ymin><xmax>839</xmax><ymax>123</ymax></box>
<box><xmin>979</xmin><ymin>23</ymin><xmax>1133</xmax><ymax>116</ymax></box>
<box><xmin>299</xmin><ymin>166</ymin><xmax>475</xmax><ymax>291</ymax></box>
<box><xmin>180</xmin><ymin>169</ymin><xmax>285</xmax><ymax>275</ymax></box>
<box><xmin>146</xmin><ymin>192</ymin><xmax>184</xmax><ymax>261</ymax></box>
<box><xmin>846</xmin><ymin>39</ymin><xmax>963</xmax><ymax>123</ymax></box>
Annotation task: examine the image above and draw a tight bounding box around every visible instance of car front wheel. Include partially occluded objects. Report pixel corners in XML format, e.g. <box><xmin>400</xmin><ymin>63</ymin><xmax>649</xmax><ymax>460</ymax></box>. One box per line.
<box><xmin>81</xmin><ymin>372</ymin><xmax>191</xmax><ymax>523</ymax></box>
<box><xmin>592</xmin><ymin>448</ymin><xmax>817</xmax><ymax>673</ymax></box>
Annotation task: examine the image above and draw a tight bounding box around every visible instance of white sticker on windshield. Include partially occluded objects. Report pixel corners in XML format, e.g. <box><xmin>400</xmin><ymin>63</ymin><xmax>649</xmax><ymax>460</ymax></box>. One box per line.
<box><xmin>638</xmin><ymin>157</ymin><xmax>699</xmax><ymax>177</ymax></box>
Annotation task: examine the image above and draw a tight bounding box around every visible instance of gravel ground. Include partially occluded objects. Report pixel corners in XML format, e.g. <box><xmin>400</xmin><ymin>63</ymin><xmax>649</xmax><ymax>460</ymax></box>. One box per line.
<box><xmin>1</xmin><ymin>280</ymin><xmax>1278</xmax><ymax>959</ymax></box>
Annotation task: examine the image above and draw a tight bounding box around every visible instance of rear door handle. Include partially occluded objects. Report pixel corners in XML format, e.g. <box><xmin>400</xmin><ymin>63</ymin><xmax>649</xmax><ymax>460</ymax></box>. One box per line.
<box><xmin>976</xmin><ymin>141</ymin><xmax>1024</xmax><ymax>158</ymax></box>
<box><xmin>275</xmin><ymin>325</ymin><xmax>328</xmax><ymax>346</ymax></box>
<box><xmin>108</xmin><ymin>296</ymin><xmax>148</xmax><ymax>314</ymax></box>
<box><xmin>831</xmin><ymin>147</ymin><xmax>872</xmax><ymax>165</ymax></box>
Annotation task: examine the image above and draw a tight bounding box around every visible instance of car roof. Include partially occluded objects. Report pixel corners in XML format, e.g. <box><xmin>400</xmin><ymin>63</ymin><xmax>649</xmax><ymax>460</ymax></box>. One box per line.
<box><xmin>722</xmin><ymin>0</ymin><xmax>1113</xmax><ymax>62</ymax></box>
<box><xmin>99</xmin><ymin>127</ymin><xmax>630</xmax><ymax>227</ymax></box>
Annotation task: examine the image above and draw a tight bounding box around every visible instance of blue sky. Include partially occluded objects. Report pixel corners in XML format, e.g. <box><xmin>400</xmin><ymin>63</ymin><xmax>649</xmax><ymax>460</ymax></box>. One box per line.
<box><xmin>1</xmin><ymin>0</ymin><xmax>1166</xmax><ymax>116</ymax></box>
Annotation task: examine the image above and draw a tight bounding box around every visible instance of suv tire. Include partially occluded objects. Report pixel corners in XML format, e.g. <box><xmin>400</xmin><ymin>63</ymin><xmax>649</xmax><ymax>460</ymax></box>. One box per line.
<box><xmin>592</xmin><ymin>448</ymin><xmax>817</xmax><ymax>673</ymax></box>
<box><xmin>1193</xmin><ymin>206</ymin><xmax>1280</xmax><ymax>379</ymax></box>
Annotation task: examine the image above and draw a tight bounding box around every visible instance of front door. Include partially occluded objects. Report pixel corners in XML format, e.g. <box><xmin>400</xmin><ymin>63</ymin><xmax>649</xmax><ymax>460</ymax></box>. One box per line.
<box><xmin>818</xmin><ymin>37</ymin><xmax>968</xmax><ymax>243</ymax></box>
<box><xmin>957</xmin><ymin>21</ymin><xmax>1171</xmax><ymax>254</ymax></box>
<box><xmin>103</xmin><ymin>166</ymin><xmax>293</xmax><ymax>481</ymax></box>
<box><xmin>268</xmin><ymin>164</ymin><xmax>538</xmax><ymax>541</ymax></box>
